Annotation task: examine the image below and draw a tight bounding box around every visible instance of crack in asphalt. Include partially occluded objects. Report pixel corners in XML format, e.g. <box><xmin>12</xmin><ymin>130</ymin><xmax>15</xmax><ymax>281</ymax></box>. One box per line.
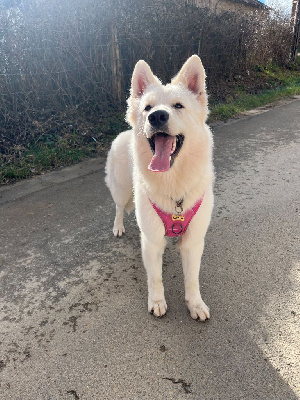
<box><xmin>67</xmin><ymin>390</ymin><xmax>80</xmax><ymax>399</ymax></box>
<box><xmin>163</xmin><ymin>377</ymin><xmax>192</xmax><ymax>394</ymax></box>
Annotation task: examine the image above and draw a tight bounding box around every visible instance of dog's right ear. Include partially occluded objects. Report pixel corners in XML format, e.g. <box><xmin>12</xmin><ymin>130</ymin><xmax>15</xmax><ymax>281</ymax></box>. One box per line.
<box><xmin>126</xmin><ymin>60</ymin><xmax>160</xmax><ymax>127</ymax></box>
<box><xmin>131</xmin><ymin>60</ymin><xmax>160</xmax><ymax>98</ymax></box>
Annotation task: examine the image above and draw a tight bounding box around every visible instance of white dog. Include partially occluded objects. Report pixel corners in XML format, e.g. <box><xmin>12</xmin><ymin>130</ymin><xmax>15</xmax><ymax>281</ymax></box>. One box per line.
<box><xmin>105</xmin><ymin>55</ymin><xmax>214</xmax><ymax>321</ymax></box>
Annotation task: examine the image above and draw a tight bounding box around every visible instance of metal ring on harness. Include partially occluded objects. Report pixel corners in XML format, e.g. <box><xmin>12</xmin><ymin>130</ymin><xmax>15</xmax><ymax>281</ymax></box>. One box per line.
<box><xmin>172</xmin><ymin>223</ymin><xmax>183</xmax><ymax>235</ymax></box>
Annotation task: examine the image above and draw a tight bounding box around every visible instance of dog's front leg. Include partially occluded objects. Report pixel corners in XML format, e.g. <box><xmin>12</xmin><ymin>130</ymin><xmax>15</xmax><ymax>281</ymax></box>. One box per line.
<box><xmin>179</xmin><ymin>237</ymin><xmax>210</xmax><ymax>321</ymax></box>
<box><xmin>141</xmin><ymin>233</ymin><xmax>167</xmax><ymax>317</ymax></box>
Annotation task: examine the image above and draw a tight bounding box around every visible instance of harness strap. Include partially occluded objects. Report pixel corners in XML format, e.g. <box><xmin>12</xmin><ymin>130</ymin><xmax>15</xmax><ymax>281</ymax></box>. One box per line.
<box><xmin>149</xmin><ymin>194</ymin><xmax>204</xmax><ymax>237</ymax></box>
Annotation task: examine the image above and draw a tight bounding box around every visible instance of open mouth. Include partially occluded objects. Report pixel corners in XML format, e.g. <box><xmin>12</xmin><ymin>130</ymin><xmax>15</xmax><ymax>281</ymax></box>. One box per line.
<box><xmin>147</xmin><ymin>132</ymin><xmax>184</xmax><ymax>172</ymax></box>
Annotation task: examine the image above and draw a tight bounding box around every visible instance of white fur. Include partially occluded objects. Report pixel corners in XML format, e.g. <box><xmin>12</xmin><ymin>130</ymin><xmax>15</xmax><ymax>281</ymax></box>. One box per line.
<box><xmin>105</xmin><ymin>55</ymin><xmax>214</xmax><ymax>321</ymax></box>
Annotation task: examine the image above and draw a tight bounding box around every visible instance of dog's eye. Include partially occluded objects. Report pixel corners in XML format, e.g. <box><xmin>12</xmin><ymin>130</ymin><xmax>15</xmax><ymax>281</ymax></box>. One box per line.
<box><xmin>144</xmin><ymin>105</ymin><xmax>152</xmax><ymax>111</ymax></box>
<box><xmin>174</xmin><ymin>103</ymin><xmax>184</xmax><ymax>109</ymax></box>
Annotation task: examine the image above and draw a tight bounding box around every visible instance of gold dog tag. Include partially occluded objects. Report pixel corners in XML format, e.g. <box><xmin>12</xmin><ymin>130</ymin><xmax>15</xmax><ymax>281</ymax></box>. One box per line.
<box><xmin>172</xmin><ymin>214</ymin><xmax>185</xmax><ymax>222</ymax></box>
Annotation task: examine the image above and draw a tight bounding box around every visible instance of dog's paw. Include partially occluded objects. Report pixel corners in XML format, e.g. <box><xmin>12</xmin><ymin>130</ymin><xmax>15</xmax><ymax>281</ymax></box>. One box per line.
<box><xmin>113</xmin><ymin>224</ymin><xmax>125</xmax><ymax>237</ymax></box>
<box><xmin>148</xmin><ymin>299</ymin><xmax>168</xmax><ymax>317</ymax></box>
<box><xmin>186</xmin><ymin>299</ymin><xmax>210</xmax><ymax>321</ymax></box>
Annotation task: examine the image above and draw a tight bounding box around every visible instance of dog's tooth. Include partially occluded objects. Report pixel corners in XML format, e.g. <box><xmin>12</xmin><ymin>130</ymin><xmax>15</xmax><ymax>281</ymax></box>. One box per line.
<box><xmin>171</xmin><ymin>137</ymin><xmax>176</xmax><ymax>154</ymax></box>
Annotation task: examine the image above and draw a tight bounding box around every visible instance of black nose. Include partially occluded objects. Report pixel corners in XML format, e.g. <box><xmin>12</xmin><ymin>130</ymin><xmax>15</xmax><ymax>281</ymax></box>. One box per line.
<box><xmin>148</xmin><ymin>110</ymin><xmax>169</xmax><ymax>128</ymax></box>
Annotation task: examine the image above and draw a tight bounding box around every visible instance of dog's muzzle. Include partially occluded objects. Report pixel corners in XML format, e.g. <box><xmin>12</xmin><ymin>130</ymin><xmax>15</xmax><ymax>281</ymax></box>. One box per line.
<box><xmin>146</xmin><ymin>109</ymin><xmax>184</xmax><ymax>172</ymax></box>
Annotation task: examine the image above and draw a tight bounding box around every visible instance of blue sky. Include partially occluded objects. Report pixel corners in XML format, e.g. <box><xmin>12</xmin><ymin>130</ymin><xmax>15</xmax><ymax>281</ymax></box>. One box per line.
<box><xmin>265</xmin><ymin>0</ymin><xmax>292</xmax><ymax>15</ymax></box>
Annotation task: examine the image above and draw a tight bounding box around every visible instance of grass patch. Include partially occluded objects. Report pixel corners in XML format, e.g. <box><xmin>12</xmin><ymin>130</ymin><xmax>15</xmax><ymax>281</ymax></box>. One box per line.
<box><xmin>0</xmin><ymin>112</ymin><xmax>128</xmax><ymax>185</ymax></box>
<box><xmin>209</xmin><ymin>63</ymin><xmax>300</xmax><ymax>121</ymax></box>
<box><xmin>0</xmin><ymin>135</ymin><xmax>101</xmax><ymax>184</ymax></box>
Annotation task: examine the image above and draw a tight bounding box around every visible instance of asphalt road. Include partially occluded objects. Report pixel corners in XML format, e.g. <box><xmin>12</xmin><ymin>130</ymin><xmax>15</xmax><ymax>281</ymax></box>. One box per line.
<box><xmin>0</xmin><ymin>97</ymin><xmax>299</xmax><ymax>400</ymax></box>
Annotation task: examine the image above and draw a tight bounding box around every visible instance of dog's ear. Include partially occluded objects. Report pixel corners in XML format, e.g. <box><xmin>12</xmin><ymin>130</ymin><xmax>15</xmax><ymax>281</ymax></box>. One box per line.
<box><xmin>131</xmin><ymin>60</ymin><xmax>160</xmax><ymax>98</ymax></box>
<box><xmin>172</xmin><ymin>55</ymin><xmax>207</xmax><ymax>106</ymax></box>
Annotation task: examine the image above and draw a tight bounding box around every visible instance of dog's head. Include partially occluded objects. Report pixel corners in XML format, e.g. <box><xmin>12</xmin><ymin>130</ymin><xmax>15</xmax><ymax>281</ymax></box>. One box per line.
<box><xmin>126</xmin><ymin>55</ymin><xmax>208</xmax><ymax>172</ymax></box>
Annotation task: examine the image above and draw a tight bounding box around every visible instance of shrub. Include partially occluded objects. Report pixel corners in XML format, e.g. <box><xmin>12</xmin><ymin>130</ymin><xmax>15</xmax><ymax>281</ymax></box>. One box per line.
<box><xmin>0</xmin><ymin>0</ymin><xmax>292</xmax><ymax>155</ymax></box>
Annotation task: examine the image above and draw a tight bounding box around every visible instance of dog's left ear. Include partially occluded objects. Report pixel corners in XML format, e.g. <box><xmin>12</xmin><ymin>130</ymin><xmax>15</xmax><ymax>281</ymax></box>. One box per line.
<box><xmin>172</xmin><ymin>55</ymin><xmax>207</xmax><ymax>106</ymax></box>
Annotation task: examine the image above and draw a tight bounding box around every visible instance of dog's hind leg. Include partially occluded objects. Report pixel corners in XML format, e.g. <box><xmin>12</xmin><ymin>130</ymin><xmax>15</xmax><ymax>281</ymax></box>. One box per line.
<box><xmin>107</xmin><ymin>170</ymin><xmax>133</xmax><ymax>237</ymax></box>
<box><xmin>113</xmin><ymin>194</ymin><xmax>134</xmax><ymax>237</ymax></box>
<box><xmin>105</xmin><ymin>130</ymin><xmax>133</xmax><ymax>237</ymax></box>
<box><xmin>112</xmin><ymin>204</ymin><xmax>125</xmax><ymax>237</ymax></box>
<box><xmin>109</xmin><ymin>186</ymin><xmax>133</xmax><ymax>237</ymax></box>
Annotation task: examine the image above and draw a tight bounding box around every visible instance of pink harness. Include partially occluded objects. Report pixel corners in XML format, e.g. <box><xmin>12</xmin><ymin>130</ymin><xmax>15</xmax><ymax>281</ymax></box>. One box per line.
<box><xmin>149</xmin><ymin>195</ymin><xmax>204</xmax><ymax>237</ymax></box>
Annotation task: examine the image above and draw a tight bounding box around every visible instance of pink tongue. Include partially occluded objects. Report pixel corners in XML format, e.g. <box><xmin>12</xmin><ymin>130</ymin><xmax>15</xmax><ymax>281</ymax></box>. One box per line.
<box><xmin>148</xmin><ymin>135</ymin><xmax>174</xmax><ymax>172</ymax></box>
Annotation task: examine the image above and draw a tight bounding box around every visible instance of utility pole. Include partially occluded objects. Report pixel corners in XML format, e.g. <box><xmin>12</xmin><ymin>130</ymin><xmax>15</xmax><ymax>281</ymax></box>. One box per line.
<box><xmin>291</xmin><ymin>0</ymin><xmax>300</xmax><ymax>62</ymax></box>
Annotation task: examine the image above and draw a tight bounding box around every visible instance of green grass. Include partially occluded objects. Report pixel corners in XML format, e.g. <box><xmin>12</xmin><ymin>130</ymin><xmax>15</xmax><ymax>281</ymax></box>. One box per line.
<box><xmin>209</xmin><ymin>64</ymin><xmax>300</xmax><ymax>121</ymax></box>
<box><xmin>0</xmin><ymin>136</ymin><xmax>99</xmax><ymax>184</ymax></box>
<box><xmin>0</xmin><ymin>112</ymin><xmax>128</xmax><ymax>185</ymax></box>
<box><xmin>210</xmin><ymin>84</ymin><xmax>300</xmax><ymax>121</ymax></box>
